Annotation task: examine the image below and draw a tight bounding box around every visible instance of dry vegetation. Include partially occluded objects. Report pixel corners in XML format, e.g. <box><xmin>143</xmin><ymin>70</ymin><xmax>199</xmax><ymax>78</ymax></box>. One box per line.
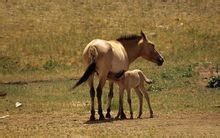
<box><xmin>0</xmin><ymin>0</ymin><xmax>220</xmax><ymax>137</ymax></box>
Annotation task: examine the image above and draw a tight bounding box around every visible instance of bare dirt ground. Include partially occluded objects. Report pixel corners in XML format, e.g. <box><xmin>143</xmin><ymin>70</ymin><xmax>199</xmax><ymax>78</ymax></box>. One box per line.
<box><xmin>1</xmin><ymin>112</ymin><xmax>219</xmax><ymax>137</ymax></box>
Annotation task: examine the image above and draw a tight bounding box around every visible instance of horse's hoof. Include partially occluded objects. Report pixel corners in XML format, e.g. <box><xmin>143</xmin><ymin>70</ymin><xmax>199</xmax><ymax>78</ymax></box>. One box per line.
<box><xmin>106</xmin><ymin>113</ymin><xmax>111</xmax><ymax>119</ymax></box>
<box><xmin>130</xmin><ymin>116</ymin><xmax>133</xmax><ymax>119</ymax></box>
<box><xmin>89</xmin><ymin>115</ymin><xmax>96</xmax><ymax>121</ymax></box>
<box><xmin>150</xmin><ymin>114</ymin><xmax>153</xmax><ymax>118</ymax></box>
<box><xmin>120</xmin><ymin>116</ymin><xmax>126</xmax><ymax>120</ymax></box>
<box><xmin>99</xmin><ymin>114</ymin><xmax>105</xmax><ymax>120</ymax></box>
<box><xmin>120</xmin><ymin>113</ymin><xmax>127</xmax><ymax>120</ymax></box>
<box><xmin>137</xmin><ymin>116</ymin><xmax>142</xmax><ymax>119</ymax></box>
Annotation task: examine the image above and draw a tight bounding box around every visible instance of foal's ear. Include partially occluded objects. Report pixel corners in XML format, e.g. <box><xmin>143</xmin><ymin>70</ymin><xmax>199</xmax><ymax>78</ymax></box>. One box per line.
<box><xmin>140</xmin><ymin>30</ymin><xmax>148</xmax><ymax>41</ymax></box>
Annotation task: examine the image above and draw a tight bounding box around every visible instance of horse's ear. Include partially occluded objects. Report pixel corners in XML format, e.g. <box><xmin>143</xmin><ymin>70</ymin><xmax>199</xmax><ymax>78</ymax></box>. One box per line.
<box><xmin>140</xmin><ymin>30</ymin><xmax>148</xmax><ymax>41</ymax></box>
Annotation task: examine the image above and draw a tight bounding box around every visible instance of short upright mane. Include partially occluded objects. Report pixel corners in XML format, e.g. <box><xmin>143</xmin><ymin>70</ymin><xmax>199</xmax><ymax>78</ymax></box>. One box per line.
<box><xmin>116</xmin><ymin>34</ymin><xmax>141</xmax><ymax>41</ymax></box>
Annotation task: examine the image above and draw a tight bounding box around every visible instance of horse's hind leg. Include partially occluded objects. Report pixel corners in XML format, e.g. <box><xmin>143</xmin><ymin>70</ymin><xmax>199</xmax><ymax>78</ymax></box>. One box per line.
<box><xmin>88</xmin><ymin>74</ymin><xmax>96</xmax><ymax>121</ymax></box>
<box><xmin>106</xmin><ymin>81</ymin><xmax>114</xmax><ymax>118</ymax></box>
<box><xmin>127</xmin><ymin>89</ymin><xmax>133</xmax><ymax>119</ymax></box>
<box><xmin>140</xmin><ymin>85</ymin><xmax>153</xmax><ymax>118</ymax></box>
<box><xmin>96</xmin><ymin>76</ymin><xmax>107</xmax><ymax>120</ymax></box>
<box><xmin>135</xmin><ymin>88</ymin><xmax>143</xmax><ymax>119</ymax></box>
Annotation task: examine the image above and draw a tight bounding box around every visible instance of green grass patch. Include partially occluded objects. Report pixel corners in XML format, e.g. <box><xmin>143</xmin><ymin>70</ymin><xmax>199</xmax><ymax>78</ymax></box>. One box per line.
<box><xmin>1</xmin><ymin>79</ymin><xmax>219</xmax><ymax>116</ymax></box>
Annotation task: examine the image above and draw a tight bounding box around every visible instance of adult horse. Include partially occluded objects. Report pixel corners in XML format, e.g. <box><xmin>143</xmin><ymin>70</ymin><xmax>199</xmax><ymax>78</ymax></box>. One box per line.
<box><xmin>73</xmin><ymin>31</ymin><xmax>164</xmax><ymax>121</ymax></box>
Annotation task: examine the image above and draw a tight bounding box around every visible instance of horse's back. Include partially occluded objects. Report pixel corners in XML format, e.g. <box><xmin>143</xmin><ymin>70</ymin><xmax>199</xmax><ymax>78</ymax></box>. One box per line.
<box><xmin>83</xmin><ymin>39</ymin><xmax>112</xmax><ymax>66</ymax></box>
<box><xmin>83</xmin><ymin>39</ymin><xmax>111</xmax><ymax>57</ymax></box>
<box><xmin>83</xmin><ymin>39</ymin><xmax>129</xmax><ymax>73</ymax></box>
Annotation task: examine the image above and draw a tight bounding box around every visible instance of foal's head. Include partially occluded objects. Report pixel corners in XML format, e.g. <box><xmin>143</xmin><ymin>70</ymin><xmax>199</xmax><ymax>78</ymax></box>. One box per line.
<box><xmin>139</xmin><ymin>31</ymin><xmax>164</xmax><ymax>66</ymax></box>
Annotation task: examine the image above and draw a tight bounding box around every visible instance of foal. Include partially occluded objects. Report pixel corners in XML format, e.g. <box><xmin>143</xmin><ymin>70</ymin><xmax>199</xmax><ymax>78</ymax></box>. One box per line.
<box><xmin>108</xmin><ymin>69</ymin><xmax>154</xmax><ymax>119</ymax></box>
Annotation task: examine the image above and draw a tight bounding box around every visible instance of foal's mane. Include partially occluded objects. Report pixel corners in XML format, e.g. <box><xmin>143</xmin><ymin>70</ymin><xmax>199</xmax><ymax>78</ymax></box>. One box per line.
<box><xmin>116</xmin><ymin>34</ymin><xmax>142</xmax><ymax>41</ymax></box>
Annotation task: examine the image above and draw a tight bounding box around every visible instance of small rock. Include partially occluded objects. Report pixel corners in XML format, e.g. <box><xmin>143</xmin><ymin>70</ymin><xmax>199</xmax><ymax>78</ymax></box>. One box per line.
<box><xmin>0</xmin><ymin>115</ymin><xmax>9</xmax><ymax>119</ymax></box>
<box><xmin>15</xmin><ymin>102</ymin><xmax>22</xmax><ymax>108</ymax></box>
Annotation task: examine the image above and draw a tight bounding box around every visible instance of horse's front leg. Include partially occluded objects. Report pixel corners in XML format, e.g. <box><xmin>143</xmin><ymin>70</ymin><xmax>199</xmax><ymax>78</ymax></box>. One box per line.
<box><xmin>120</xmin><ymin>88</ymin><xmax>126</xmax><ymax>119</ymax></box>
<box><xmin>106</xmin><ymin>81</ymin><xmax>114</xmax><ymax>118</ymax></box>
<box><xmin>115</xmin><ymin>87</ymin><xmax>126</xmax><ymax>119</ymax></box>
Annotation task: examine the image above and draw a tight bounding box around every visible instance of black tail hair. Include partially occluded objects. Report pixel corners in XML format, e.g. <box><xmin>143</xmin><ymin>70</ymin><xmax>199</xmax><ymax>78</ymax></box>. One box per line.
<box><xmin>72</xmin><ymin>62</ymin><xmax>96</xmax><ymax>89</ymax></box>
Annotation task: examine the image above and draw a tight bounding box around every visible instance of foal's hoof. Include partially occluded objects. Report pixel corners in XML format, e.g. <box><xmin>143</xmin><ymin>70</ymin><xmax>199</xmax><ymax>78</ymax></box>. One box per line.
<box><xmin>89</xmin><ymin>115</ymin><xmax>96</xmax><ymax>121</ymax></box>
<box><xmin>106</xmin><ymin>113</ymin><xmax>111</xmax><ymax>119</ymax></box>
<box><xmin>150</xmin><ymin>114</ymin><xmax>154</xmax><ymax>118</ymax></box>
<box><xmin>137</xmin><ymin>116</ymin><xmax>142</xmax><ymax>119</ymax></box>
<box><xmin>115</xmin><ymin>115</ymin><xmax>120</xmax><ymax>120</ymax></box>
<box><xmin>99</xmin><ymin>114</ymin><xmax>105</xmax><ymax>120</ymax></box>
<box><xmin>130</xmin><ymin>116</ymin><xmax>133</xmax><ymax>119</ymax></box>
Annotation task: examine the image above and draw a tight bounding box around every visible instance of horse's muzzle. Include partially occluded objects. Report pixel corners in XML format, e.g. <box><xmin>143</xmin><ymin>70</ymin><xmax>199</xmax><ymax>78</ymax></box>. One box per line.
<box><xmin>157</xmin><ymin>57</ymin><xmax>164</xmax><ymax>66</ymax></box>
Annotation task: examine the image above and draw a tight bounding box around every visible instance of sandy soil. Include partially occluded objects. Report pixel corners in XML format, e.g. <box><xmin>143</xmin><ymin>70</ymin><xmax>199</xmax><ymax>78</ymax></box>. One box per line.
<box><xmin>0</xmin><ymin>112</ymin><xmax>219</xmax><ymax>137</ymax></box>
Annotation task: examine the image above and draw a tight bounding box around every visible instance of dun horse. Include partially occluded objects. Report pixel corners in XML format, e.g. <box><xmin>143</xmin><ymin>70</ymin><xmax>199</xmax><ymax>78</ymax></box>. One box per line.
<box><xmin>108</xmin><ymin>69</ymin><xmax>153</xmax><ymax>119</ymax></box>
<box><xmin>73</xmin><ymin>31</ymin><xmax>164</xmax><ymax>121</ymax></box>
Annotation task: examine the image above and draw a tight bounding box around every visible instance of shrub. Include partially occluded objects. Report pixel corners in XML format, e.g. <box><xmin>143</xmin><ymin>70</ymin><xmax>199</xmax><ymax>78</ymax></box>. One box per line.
<box><xmin>0</xmin><ymin>56</ymin><xmax>20</xmax><ymax>73</ymax></box>
<box><xmin>207</xmin><ymin>76</ymin><xmax>220</xmax><ymax>88</ymax></box>
<box><xmin>43</xmin><ymin>59</ymin><xmax>58</xmax><ymax>70</ymax></box>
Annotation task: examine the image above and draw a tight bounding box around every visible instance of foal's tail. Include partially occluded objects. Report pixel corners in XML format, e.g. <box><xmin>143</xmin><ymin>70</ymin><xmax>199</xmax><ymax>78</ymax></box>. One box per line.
<box><xmin>72</xmin><ymin>46</ymin><xmax>97</xmax><ymax>89</ymax></box>
<box><xmin>138</xmin><ymin>71</ymin><xmax>153</xmax><ymax>84</ymax></box>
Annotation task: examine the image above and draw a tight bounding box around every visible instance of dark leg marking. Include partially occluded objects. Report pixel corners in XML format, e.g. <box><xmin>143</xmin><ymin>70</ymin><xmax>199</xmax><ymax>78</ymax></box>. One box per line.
<box><xmin>89</xmin><ymin>86</ymin><xmax>96</xmax><ymax>121</ymax></box>
<box><xmin>106</xmin><ymin>82</ymin><xmax>114</xmax><ymax>118</ymax></box>
<box><xmin>97</xmin><ymin>86</ymin><xmax>105</xmax><ymax>120</ymax></box>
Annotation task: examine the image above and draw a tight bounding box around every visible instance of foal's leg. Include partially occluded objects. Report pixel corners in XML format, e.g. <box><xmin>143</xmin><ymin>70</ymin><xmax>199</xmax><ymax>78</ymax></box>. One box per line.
<box><xmin>88</xmin><ymin>74</ymin><xmax>96</xmax><ymax>121</ymax></box>
<box><xmin>127</xmin><ymin>89</ymin><xmax>133</xmax><ymax>119</ymax></box>
<box><xmin>96</xmin><ymin>76</ymin><xmax>107</xmax><ymax>120</ymax></box>
<box><xmin>135</xmin><ymin>88</ymin><xmax>143</xmax><ymax>119</ymax></box>
<box><xmin>106</xmin><ymin>81</ymin><xmax>114</xmax><ymax>118</ymax></box>
<box><xmin>140</xmin><ymin>85</ymin><xmax>153</xmax><ymax>118</ymax></box>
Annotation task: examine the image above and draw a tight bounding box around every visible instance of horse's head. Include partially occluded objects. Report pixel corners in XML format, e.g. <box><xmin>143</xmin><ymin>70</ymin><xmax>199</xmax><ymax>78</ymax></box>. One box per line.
<box><xmin>139</xmin><ymin>31</ymin><xmax>164</xmax><ymax>66</ymax></box>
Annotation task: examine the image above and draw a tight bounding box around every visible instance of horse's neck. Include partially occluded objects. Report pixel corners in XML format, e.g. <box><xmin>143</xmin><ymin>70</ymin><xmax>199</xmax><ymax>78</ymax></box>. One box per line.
<box><xmin>120</xmin><ymin>41</ymin><xmax>142</xmax><ymax>64</ymax></box>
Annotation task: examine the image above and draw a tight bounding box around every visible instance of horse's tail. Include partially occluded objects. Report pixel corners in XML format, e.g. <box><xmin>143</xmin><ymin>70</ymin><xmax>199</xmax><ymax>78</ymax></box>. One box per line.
<box><xmin>72</xmin><ymin>46</ymin><xmax>98</xmax><ymax>89</ymax></box>
<box><xmin>138</xmin><ymin>71</ymin><xmax>153</xmax><ymax>84</ymax></box>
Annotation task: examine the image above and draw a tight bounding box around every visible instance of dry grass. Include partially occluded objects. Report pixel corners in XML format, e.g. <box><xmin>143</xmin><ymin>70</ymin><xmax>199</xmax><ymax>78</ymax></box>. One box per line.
<box><xmin>0</xmin><ymin>0</ymin><xmax>219</xmax><ymax>79</ymax></box>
